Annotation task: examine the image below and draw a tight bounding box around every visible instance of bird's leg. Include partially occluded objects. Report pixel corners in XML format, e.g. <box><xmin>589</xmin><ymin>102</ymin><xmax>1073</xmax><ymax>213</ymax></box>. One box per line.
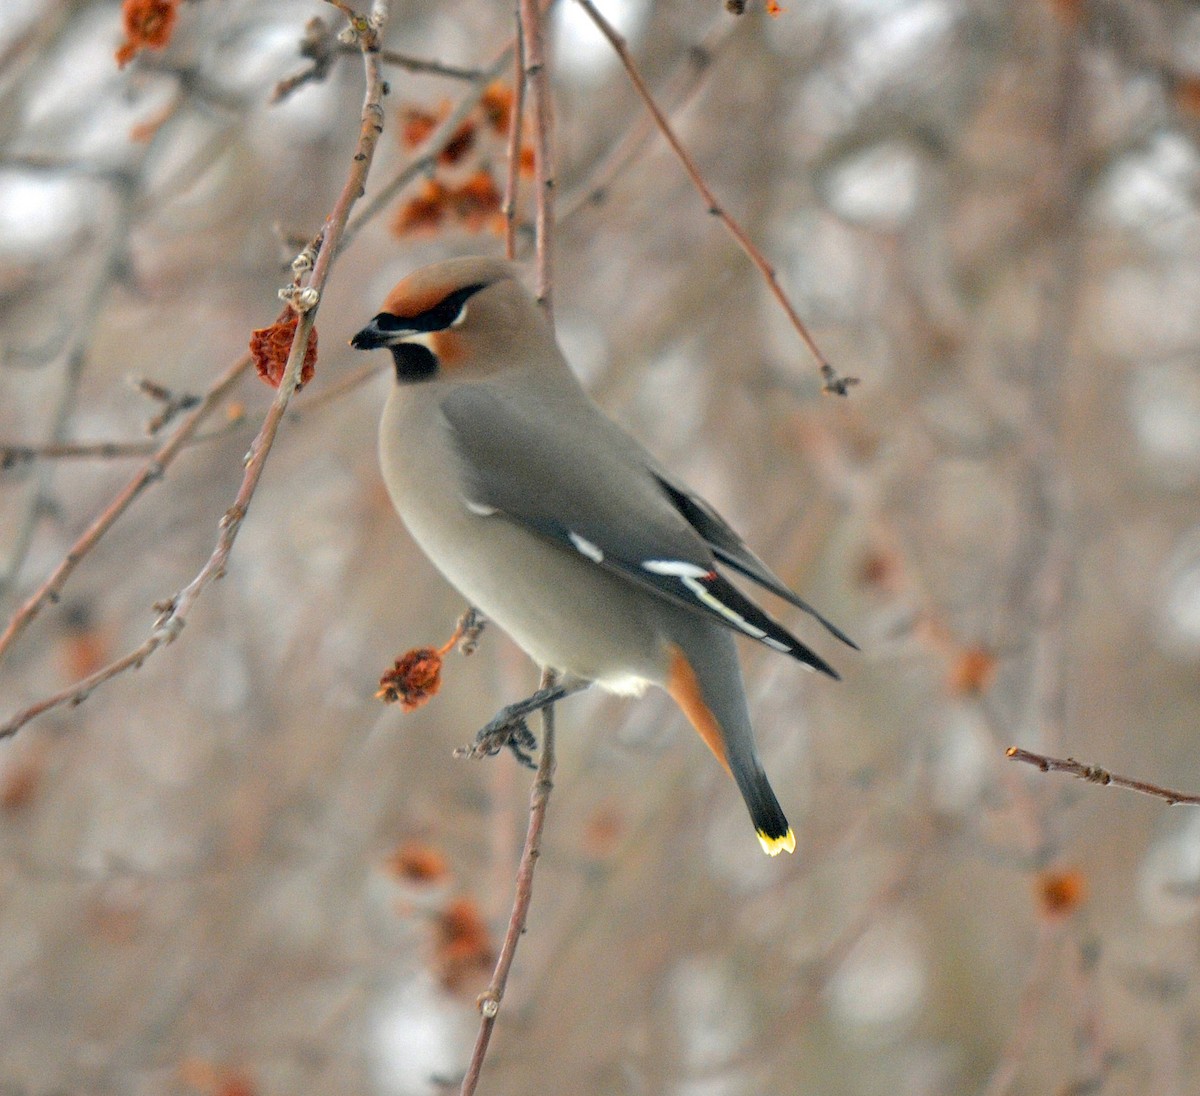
<box><xmin>465</xmin><ymin>675</ymin><xmax>593</xmax><ymax>768</ymax></box>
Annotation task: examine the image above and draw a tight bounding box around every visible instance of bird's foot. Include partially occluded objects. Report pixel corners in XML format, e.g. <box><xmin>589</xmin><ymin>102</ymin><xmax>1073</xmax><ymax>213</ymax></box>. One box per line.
<box><xmin>469</xmin><ymin>715</ymin><xmax>539</xmax><ymax>769</ymax></box>
<box><xmin>456</xmin><ymin>675</ymin><xmax>593</xmax><ymax>769</ymax></box>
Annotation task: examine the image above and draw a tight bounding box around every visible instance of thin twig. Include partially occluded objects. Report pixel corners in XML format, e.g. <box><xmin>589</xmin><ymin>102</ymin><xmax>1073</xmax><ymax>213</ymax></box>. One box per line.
<box><xmin>459</xmin><ymin>668</ymin><xmax>559</xmax><ymax>1096</ymax></box>
<box><xmin>0</xmin><ymin>419</ymin><xmax>245</xmax><ymax>467</ymax></box>
<box><xmin>0</xmin><ymin>354</ymin><xmax>251</xmax><ymax>668</ymax></box>
<box><xmin>1005</xmin><ymin>748</ymin><xmax>1200</xmax><ymax>807</ymax></box>
<box><xmin>558</xmin><ymin>39</ymin><xmax>718</xmax><ymax>223</ymax></box>
<box><xmin>342</xmin><ymin>45</ymin><xmax>515</xmax><ymax>249</ymax></box>
<box><xmin>502</xmin><ymin>9</ymin><xmax>526</xmax><ymax>260</ymax></box>
<box><xmin>274</xmin><ymin>13</ymin><xmax>485</xmax><ymax>105</ymax></box>
<box><xmin>518</xmin><ymin>0</ymin><xmax>555</xmax><ymax>314</ymax></box>
<box><xmin>0</xmin><ymin>360</ymin><xmax>380</xmax><ymax>468</ymax></box>
<box><xmin>286</xmin><ymin>358</ymin><xmax>386</xmax><ymax>418</ymax></box>
<box><xmin>0</xmin><ymin>173</ymin><xmax>137</xmax><ymax>603</ymax></box>
<box><xmin>979</xmin><ymin>919</ymin><xmax>1063</xmax><ymax>1096</ymax></box>
<box><xmin>572</xmin><ymin>0</ymin><xmax>855</xmax><ymax>396</ymax></box>
<box><xmin>373</xmin><ymin>48</ymin><xmax>485</xmax><ymax>81</ymax></box>
<box><xmin>0</xmin><ymin>2</ymin><xmax>392</xmax><ymax>739</ymax></box>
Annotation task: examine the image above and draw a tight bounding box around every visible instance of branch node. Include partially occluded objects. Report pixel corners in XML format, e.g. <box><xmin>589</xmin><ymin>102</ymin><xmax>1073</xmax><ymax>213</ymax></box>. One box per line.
<box><xmin>279</xmin><ymin>284</ymin><xmax>320</xmax><ymax>312</ymax></box>
<box><xmin>152</xmin><ymin>615</ymin><xmax>184</xmax><ymax>645</ymax></box>
<box><xmin>477</xmin><ymin>994</ymin><xmax>500</xmax><ymax>1018</ymax></box>
<box><xmin>291</xmin><ymin>246</ymin><xmax>316</xmax><ymax>275</ymax></box>
<box><xmin>219</xmin><ymin>503</ymin><xmax>246</xmax><ymax>530</ymax></box>
<box><xmin>820</xmin><ymin>364</ymin><xmax>861</xmax><ymax>397</ymax></box>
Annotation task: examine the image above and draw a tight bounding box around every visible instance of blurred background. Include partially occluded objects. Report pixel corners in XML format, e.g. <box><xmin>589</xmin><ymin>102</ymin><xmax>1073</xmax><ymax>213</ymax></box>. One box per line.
<box><xmin>3</xmin><ymin>0</ymin><xmax>1200</xmax><ymax>1092</ymax></box>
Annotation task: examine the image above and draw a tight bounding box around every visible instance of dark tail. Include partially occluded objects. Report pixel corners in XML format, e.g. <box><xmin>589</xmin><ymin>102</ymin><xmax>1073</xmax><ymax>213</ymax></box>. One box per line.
<box><xmin>665</xmin><ymin>628</ymin><xmax>796</xmax><ymax>856</ymax></box>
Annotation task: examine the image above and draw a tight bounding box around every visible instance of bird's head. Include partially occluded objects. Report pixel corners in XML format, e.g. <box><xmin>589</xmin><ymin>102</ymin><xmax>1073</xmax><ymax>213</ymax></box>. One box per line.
<box><xmin>350</xmin><ymin>256</ymin><xmax>549</xmax><ymax>383</ymax></box>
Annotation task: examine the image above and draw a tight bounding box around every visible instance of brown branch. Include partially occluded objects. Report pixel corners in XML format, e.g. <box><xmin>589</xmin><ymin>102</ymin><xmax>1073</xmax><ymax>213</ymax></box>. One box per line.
<box><xmin>518</xmin><ymin>0</ymin><xmax>555</xmax><ymax>315</ymax></box>
<box><xmin>571</xmin><ymin>0</ymin><xmax>856</xmax><ymax>396</ymax></box>
<box><xmin>1006</xmin><ymin>747</ymin><xmax>1200</xmax><ymax>807</ymax></box>
<box><xmin>0</xmin><ymin>2</ymin><xmax>392</xmax><ymax>739</ymax></box>
<box><xmin>502</xmin><ymin>9</ymin><xmax>526</xmax><ymax>261</ymax></box>
<box><xmin>459</xmin><ymin>668</ymin><xmax>559</xmax><ymax>1096</ymax></box>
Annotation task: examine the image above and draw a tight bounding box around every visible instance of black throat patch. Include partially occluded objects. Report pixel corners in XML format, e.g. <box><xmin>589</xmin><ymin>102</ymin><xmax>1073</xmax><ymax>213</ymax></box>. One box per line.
<box><xmin>391</xmin><ymin>342</ymin><xmax>439</xmax><ymax>383</ymax></box>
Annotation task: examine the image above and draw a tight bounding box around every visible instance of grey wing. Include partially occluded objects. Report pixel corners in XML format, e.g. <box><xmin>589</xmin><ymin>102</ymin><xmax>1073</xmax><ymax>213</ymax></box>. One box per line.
<box><xmin>650</xmin><ymin>470</ymin><xmax>858</xmax><ymax>650</ymax></box>
<box><xmin>440</xmin><ymin>384</ymin><xmax>840</xmax><ymax>678</ymax></box>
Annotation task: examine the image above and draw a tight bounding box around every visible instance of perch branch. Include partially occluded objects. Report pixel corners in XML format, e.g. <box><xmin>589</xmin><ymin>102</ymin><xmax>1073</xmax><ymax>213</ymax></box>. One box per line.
<box><xmin>459</xmin><ymin>668</ymin><xmax>560</xmax><ymax>1096</ymax></box>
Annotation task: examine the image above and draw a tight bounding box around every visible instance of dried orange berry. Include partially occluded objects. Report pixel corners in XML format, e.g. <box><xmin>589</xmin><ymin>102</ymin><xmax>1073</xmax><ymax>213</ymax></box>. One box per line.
<box><xmin>391</xmin><ymin>179</ymin><xmax>451</xmax><ymax>237</ymax></box>
<box><xmin>436</xmin><ymin>896</ymin><xmax>494</xmax><ymax>992</ymax></box>
<box><xmin>385</xmin><ymin>841</ymin><xmax>450</xmax><ymax>884</ymax></box>
<box><xmin>947</xmin><ymin>646</ymin><xmax>997</xmax><ymax>697</ymax></box>
<box><xmin>452</xmin><ymin>170</ymin><xmax>503</xmax><ymax>233</ymax></box>
<box><xmin>399</xmin><ymin>106</ymin><xmax>442</xmax><ymax>149</ymax></box>
<box><xmin>1175</xmin><ymin>76</ymin><xmax>1200</xmax><ymax>119</ymax></box>
<box><xmin>438</xmin><ymin>119</ymin><xmax>477</xmax><ymax>166</ymax></box>
<box><xmin>248</xmin><ymin>308</ymin><xmax>317</xmax><ymax>390</ymax></box>
<box><xmin>115</xmin><ymin>0</ymin><xmax>180</xmax><ymax>68</ymax></box>
<box><xmin>481</xmin><ymin>83</ymin><xmax>515</xmax><ymax>135</ymax></box>
<box><xmin>1038</xmin><ymin>869</ymin><xmax>1087</xmax><ymax>918</ymax></box>
<box><xmin>377</xmin><ymin>647</ymin><xmax>444</xmax><ymax>710</ymax></box>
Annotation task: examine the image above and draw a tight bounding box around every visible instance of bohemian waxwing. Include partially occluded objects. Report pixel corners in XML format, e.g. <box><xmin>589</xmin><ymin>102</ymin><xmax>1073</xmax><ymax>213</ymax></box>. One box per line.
<box><xmin>350</xmin><ymin>256</ymin><xmax>856</xmax><ymax>856</ymax></box>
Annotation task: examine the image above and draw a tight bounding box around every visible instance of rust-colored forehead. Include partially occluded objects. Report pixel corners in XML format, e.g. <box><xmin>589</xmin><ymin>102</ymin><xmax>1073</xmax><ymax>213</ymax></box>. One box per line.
<box><xmin>382</xmin><ymin>278</ymin><xmax>462</xmax><ymax>318</ymax></box>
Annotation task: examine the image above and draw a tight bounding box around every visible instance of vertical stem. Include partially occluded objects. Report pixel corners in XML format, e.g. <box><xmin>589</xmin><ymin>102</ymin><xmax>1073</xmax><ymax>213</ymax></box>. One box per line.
<box><xmin>503</xmin><ymin>9</ymin><xmax>526</xmax><ymax>260</ymax></box>
<box><xmin>459</xmin><ymin>667</ymin><xmax>559</xmax><ymax>1096</ymax></box>
<box><xmin>518</xmin><ymin>0</ymin><xmax>555</xmax><ymax>316</ymax></box>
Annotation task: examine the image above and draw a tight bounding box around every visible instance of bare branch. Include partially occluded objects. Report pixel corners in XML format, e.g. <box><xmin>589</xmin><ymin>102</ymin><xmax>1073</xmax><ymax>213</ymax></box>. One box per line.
<box><xmin>459</xmin><ymin>668</ymin><xmax>559</xmax><ymax>1096</ymax></box>
<box><xmin>502</xmin><ymin>11</ymin><xmax>526</xmax><ymax>260</ymax></box>
<box><xmin>0</xmin><ymin>2</ymin><xmax>393</xmax><ymax>738</ymax></box>
<box><xmin>0</xmin><ymin>353</ymin><xmax>251</xmax><ymax>668</ymax></box>
<box><xmin>571</xmin><ymin>0</ymin><xmax>856</xmax><ymax>396</ymax></box>
<box><xmin>518</xmin><ymin>0</ymin><xmax>555</xmax><ymax>315</ymax></box>
<box><xmin>373</xmin><ymin>48</ymin><xmax>487</xmax><ymax>82</ymax></box>
<box><xmin>1006</xmin><ymin>748</ymin><xmax>1200</xmax><ymax>808</ymax></box>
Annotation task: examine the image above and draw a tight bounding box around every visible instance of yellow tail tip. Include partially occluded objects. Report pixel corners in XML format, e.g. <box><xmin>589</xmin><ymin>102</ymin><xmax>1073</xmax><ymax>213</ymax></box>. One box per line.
<box><xmin>757</xmin><ymin>828</ymin><xmax>796</xmax><ymax>856</ymax></box>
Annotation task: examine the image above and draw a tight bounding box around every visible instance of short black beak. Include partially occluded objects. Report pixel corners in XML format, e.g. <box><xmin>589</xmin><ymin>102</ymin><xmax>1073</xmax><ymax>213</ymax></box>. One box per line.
<box><xmin>349</xmin><ymin>317</ymin><xmax>391</xmax><ymax>350</ymax></box>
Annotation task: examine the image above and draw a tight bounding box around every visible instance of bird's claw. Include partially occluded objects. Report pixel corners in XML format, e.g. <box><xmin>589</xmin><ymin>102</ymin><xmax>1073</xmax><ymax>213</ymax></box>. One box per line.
<box><xmin>465</xmin><ymin>714</ymin><xmax>539</xmax><ymax>769</ymax></box>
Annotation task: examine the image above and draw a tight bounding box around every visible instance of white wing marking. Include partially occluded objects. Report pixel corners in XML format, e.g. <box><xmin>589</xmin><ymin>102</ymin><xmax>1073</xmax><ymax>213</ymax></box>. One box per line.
<box><xmin>568</xmin><ymin>531</ymin><xmax>605</xmax><ymax>563</ymax></box>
